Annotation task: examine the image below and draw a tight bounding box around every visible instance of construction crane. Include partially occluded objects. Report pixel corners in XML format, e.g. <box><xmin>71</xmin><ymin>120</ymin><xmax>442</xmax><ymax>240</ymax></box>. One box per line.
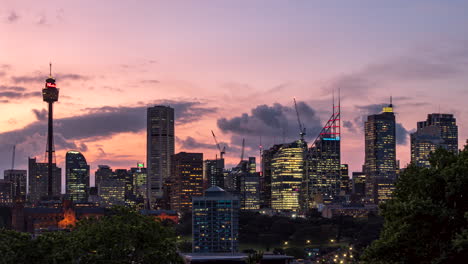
<box><xmin>11</xmin><ymin>144</ymin><xmax>16</xmax><ymax>170</ymax></box>
<box><xmin>240</xmin><ymin>138</ymin><xmax>245</xmax><ymax>162</ymax></box>
<box><xmin>211</xmin><ymin>130</ymin><xmax>226</xmax><ymax>159</ymax></box>
<box><xmin>294</xmin><ymin>98</ymin><xmax>306</xmax><ymax>140</ymax></box>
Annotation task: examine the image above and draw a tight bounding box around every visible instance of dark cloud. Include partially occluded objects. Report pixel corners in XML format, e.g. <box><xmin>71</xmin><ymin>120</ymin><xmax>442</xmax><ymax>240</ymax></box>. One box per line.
<box><xmin>0</xmin><ymin>100</ymin><xmax>215</xmax><ymax>171</ymax></box>
<box><xmin>343</xmin><ymin>120</ymin><xmax>356</xmax><ymax>133</ymax></box>
<box><xmin>0</xmin><ymin>91</ymin><xmax>41</xmax><ymax>100</ymax></box>
<box><xmin>177</xmin><ymin>136</ymin><xmax>218</xmax><ymax>150</ymax></box>
<box><xmin>0</xmin><ymin>86</ymin><xmax>27</xmax><ymax>92</ymax></box>
<box><xmin>12</xmin><ymin>73</ymin><xmax>88</xmax><ymax>83</ymax></box>
<box><xmin>32</xmin><ymin>109</ymin><xmax>47</xmax><ymax>121</ymax></box>
<box><xmin>326</xmin><ymin>42</ymin><xmax>468</xmax><ymax>97</ymax></box>
<box><xmin>217</xmin><ymin>102</ymin><xmax>322</xmax><ymax>151</ymax></box>
<box><xmin>6</xmin><ymin>11</ymin><xmax>19</xmax><ymax>23</ymax></box>
<box><xmin>396</xmin><ymin>123</ymin><xmax>409</xmax><ymax>145</ymax></box>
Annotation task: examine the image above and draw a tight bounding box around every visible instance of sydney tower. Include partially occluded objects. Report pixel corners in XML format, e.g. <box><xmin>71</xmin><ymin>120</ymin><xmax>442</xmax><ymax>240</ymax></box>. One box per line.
<box><xmin>42</xmin><ymin>64</ymin><xmax>59</xmax><ymax>198</ymax></box>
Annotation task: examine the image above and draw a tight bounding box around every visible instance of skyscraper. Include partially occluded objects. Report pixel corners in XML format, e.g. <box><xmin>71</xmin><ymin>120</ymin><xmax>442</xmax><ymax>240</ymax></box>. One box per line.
<box><xmin>304</xmin><ymin>100</ymin><xmax>341</xmax><ymax>208</ymax></box>
<box><xmin>95</xmin><ymin>166</ymin><xmax>126</xmax><ymax>208</ymax></box>
<box><xmin>28</xmin><ymin>157</ymin><xmax>61</xmax><ymax>204</ymax></box>
<box><xmin>411</xmin><ymin>113</ymin><xmax>458</xmax><ymax>167</ymax></box>
<box><xmin>270</xmin><ymin>140</ymin><xmax>307</xmax><ymax>212</ymax></box>
<box><xmin>65</xmin><ymin>151</ymin><xmax>90</xmax><ymax>202</ymax></box>
<box><xmin>169</xmin><ymin>152</ymin><xmax>203</xmax><ymax>212</ymax></box>
<box><xmin>147</xmin><ymin>106</ymin><xmax>175</xmax><ymax>207</ymax></box>
<box><xmin>4</xmin><ymin>169</ymin><xmax>27</xmax><ymax>200</ymax></box>
<box><xmin>363</xmin><ymin>101</ymin><xmax>397</xmax><ymax>204</ymax></box>
<box><xmin>192</xmin><ymin>186</ymin><xmax>239</xmax><ymax>253</ymax></box>
<box><xmin>205</xmin><ymin>158</ymin><xmax>224</xmax><ymax>188</ymax></box>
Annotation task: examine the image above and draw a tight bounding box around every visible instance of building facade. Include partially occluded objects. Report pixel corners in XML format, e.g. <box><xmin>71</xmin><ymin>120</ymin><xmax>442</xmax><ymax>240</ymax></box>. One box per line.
<box><xmin>192</xmin><ymin>186</ymin><xmax>239</xmax><ymax>253</ymax></box>
<box><xmin>270</xmin><ymin>140</ymin><xmax>307</xmax><ymax>212</ymax></box>
<box><xmin>411</xmin><ymin>113</ymin><xmax>458</xmax><ymax>167</ymax></box>
<box><xmin>147</xmin><ymin>106</ymin><xmax>175</xmax><ymax>206</ymax></box>
<box><xmin>363</xmin><ymin>102</ymin><xmax>397</xmax><ymax>204</ymax></box>
<box><xmin>170</xmin><ymin>152</ymin><xmax>204</xmax><ymax>212</ymax></box>
<box><xmin>4</xmin><ymin>169</ymin><xmax>27</xmax><ymax>200</ymax></box>
<box><xmin>65</xmin><ymin>151</ymin><xmax>90</xmax><ymax>202</ymax></box>
<box><xmin>28</xmin><ymin>157</ymin><xmax>61</xmax><ymax>204</ymax></box>
<box><xmin>205</xmin><ymin>158</ymin><xmax>225</xmax><ymax>188</ymax></box>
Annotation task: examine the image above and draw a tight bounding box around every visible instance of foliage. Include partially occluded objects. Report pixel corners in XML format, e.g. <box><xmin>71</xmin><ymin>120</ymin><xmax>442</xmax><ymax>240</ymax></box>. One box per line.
<box><xmin>0</xmin><ymin>207</ymin><xmax>184</xmax><ymax>264</ymax></box>
<box><xmin>361</xmin><ymin>148</ymin><xmax>468</xmax><ymax>264</ymax></box>
<box><xmin>245</xmin><ymin>250</ymin><xmax>263</xmax><ymax>264</ymax></box>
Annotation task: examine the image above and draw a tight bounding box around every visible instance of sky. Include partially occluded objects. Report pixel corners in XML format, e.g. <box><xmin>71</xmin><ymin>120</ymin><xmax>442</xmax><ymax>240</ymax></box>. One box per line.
<box><xmin>1</xmin><ymin>0</ymin><xmax>468</xmax><ymax>186</ymax></box>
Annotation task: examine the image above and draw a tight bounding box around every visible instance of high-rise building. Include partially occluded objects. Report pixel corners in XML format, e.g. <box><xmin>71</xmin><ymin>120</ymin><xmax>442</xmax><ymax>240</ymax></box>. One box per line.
<box><xmin>192</xmin><ymin>186</ymin><xmax>239</xmax><ymax>253</ymax></box>
<box><xmin>270</xmin><ymin>140</ymin><xmax>307</xmax><ymax>212</ymax></box>
<box><xmin>352</xmin><ymin>172</ymin><xmax>366</xmax><ymax>197</ymax></box>
<box><xmin>65</xmin><ymin>151</ymin><xmax>90</xmax><ymax>202</ymax></box>
<box><xmin>340</xmin><ymin>164</ymin><xmax>350</xmax><ymax>195</ymax></box>
<box><xmin>130</xmin><ymin>163</ymin><xmax>147</xmax><ymax>201</ymax></box>
<box><xmin>0</xmin><ymin>180</ymin><xmax>13</xmax><ymax>205</ymax></box>
<box><xmin>4</xmin><ymin>169</ymin><xmax>27</xmax><ymax>200</ymax></box>
<box><xmin>96</xmin><ymin>166</ymin><xmax>126</xmax><ymax>208</ymax></box>
<box><xmin>411</xmin><ymin>113</ymin><xmax>458</xmax><ymax>167</ymax></box>
<box><xmin>240</xmin><ymin>172</ymin><xmax>260</xmax><ymax>211</ymax></box>
<box><xmin>261</xmin><ymin>144</ymin><xmax>282</xmax><ymax>209</ymax></box>
<box><xmin>304</xmin><ymin>101</ymin><xmax>341</xmax><ymax>208</ymax></box>
<box><xmin>170</xmin><ymin>152</ymin><xmax>203</xmax><ymax>212</ymax></box>
<box><xmin>147</xmin><ymin>106</ymin><xmax>175</xmax><ymax>207</ymax></box>
<box><xmin>363</xmin><ymin>101</ymin><xmax>397</xmax><ymax>204</ymax></box>
<box><xmin>95</xmin><ymin>165</ymin><xmax>113</xmax><ymax>189</ymax></box>
<box><xmin>28</xmin><ymin>157</ymin><xmax>61</xmax><ymax>204</ymax></box>
<box><xmin>205</xmin><ymin>158</ymin><xmax>224</xmax><ymax>188</ymax></box>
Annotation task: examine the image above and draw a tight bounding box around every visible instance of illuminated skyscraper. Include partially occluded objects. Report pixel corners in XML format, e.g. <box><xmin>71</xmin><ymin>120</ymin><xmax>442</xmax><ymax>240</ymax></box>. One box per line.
<box><xmin>28</xmin><ymin>157</ymin><xmax>61</xmax><ymax>204</ymax></box>
<box><xmin>261</xmin><ymin>144</ymin><xmax>281</xmax><ymax>209</ymax></box>
<box><xmin>65</xmin><ymin>151</ymin><xmax>90</xmax><ymax>202</ymax></box>
<box><xmin>205</xmin><ymin>158</ymin><xmax>224</xmax><ymax>188</ymax></box>
<box><xmin>4</xmin><ymin>169</ymin><xmax>26</xmax><ymax>200</ymax></box>
<box><xmin>130</xmin><ymin>163</ymin><xmax>147</xmax><ymax>200</ymax></box>
<box><xmin>240</xmin><ymin>172</ymin><xmax>260</xmax><ymax>211</ymax></box>
<box><xmin>192</xmin><ymin>186</ymin><xmax>239</xmax><ymax>253</ymax></box>
<box><xmin>96</xmin><ymin>166</ymin><xmax>126</xmax><ymax>208</ymax></box>
<box><xmin>304</xmin><ymin>100</ymin><xmax>341</xmax><ymax>208</ymax></box>
<box><xmin>363</xmin><ymin>101</ymin><xmax>397</xmax><ymax>204</ymax></box>
<box><xmin>411</xmin><ymin>113</ymin><xmax>458</xmax><ymax>167</ymax></box>
<box><xmin>147</xmin><ymin>106</ymin><xmax>175</xmax><ymax>207</ymax></box>
<box><xmin>340</xmin><ymin>164</ymin><xmax>350</xmax><ymax>195</ymax></box>
<box><xmin>169</xmin><ymin>152</ymin><xmax>203</xmax><ymax>212</ymax></box>
<box><xmin>270</xmin><ymin>140</ymin><xmax>307</xmax><ymax>212</ymax></box>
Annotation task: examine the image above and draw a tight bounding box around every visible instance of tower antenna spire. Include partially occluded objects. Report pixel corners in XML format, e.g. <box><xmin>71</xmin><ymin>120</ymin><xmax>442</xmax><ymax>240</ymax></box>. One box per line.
<box><xmin>49</xmin><ymin>62</ymin><xmax>52</xmax><ymax>77</ymax></box>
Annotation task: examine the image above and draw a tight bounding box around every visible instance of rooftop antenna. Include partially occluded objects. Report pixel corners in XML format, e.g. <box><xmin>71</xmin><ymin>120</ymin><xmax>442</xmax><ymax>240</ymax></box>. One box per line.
<box><xmin>49</xmin><ymin>62</ymin><xmax>52</xmax><ymax>77</ymax></box>
<box><xmin>11</xmin><ymin>144</ymin><xmax>16</xmax><ymax>170</ymax></box>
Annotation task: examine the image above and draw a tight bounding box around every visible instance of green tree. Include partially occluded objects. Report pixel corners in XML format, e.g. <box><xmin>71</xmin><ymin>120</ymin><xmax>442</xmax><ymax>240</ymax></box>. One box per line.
<box><xmin>361</xmin><ymin>148</ymin><xmax>468</xmax><ymax>264</ymax></box>
<box><xmin>0</xmin><ymin>207</ymin><xmax>184</xmax><ymax>264</ymax></box>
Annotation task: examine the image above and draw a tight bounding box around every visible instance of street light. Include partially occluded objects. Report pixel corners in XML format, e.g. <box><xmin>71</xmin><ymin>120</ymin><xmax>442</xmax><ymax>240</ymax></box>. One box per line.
<box><xmin>284</xmin><ymin>241</ymin><xmax>288</xmax><ymax>246</ymax></box>
<box><xmin>306</xmin><ymin>240</ymin><xmax>311</xmax><ymax>244</ymax></box>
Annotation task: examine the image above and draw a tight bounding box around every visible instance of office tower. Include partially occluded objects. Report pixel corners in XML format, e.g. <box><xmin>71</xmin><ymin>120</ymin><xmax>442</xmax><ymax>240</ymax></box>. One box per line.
<box><xmin>4</xmin><ymin>169</ymin><xmax>27</xmax><ymax>199</ymax></box>
<box><xmin>28</xmin><ymin>157</ymin><xmax>61</xmax><ymax>204</ymax></box>
<box><xmin>304</xmin><ymin>100</ymin><xmax>341</xmax><ymax>208</ymax></box>
<box><xmin>95</xmin><ymin>165</ymin><xmax>113</xmax><ymax>189</ymax></box>
<box><xmin>170</xmin><ymin>152</ymin><xmax>203</xmax><ymax>212</ymax></box>
<box><xmin>42</xmin><ymin>64</ymin><xmax>60</xmax><ymax>198</ymax></box>
<box><xmin>147</xmin><ymin>106</ymin><xmax>175</xmax><ymax>207</ymax></box>
<box><xmin>65</xmin><ymin>151</ymin><xmax>90</xmax><ymax>202</ymax></box>
<box><xmin>97</xmin><ymin>166</ymin><xmax>126</xmax><ymax>208</ymax></box>
<box><xmin>0</xmin><ymin>180</ymin><xmax>13</xmax><ymax>205</ymax></box>
<box><xmin>352</xmin><ymin>172</ymin><xmax>366</xmax><ymax>197</ymax></box>
<box><xmin>205</xmin><ymin>158</ymin><xmax>224</xmax><ymax>188</ymax></box>
<box><xmin>261</xmin><ymin>144</ymin><xmax>281</xmax><ymax>209</ymax></box>
<box><xmin>130</xmin><ymin>163</ymin><xmax>147</xmax><ymax>200</ymax></box>
<box><xmin>411</xmin><ymin>113</ymin><xmax>458</xmax><ymax>167</ymax></box>
<box><xmin>192</xmin><ymin>186</ymin><xmax>239</xmax><ymax>253</ymax></box>
<box><xmin>248</xmin><ymin>157</ymin><xmax>256</xmax><ymax>173</ymax></box>
<box><xmin>340</xmin><ymin>164</ymin><xmax>350</xmax><ymax>195</ymax></box>
<box><xmin>240</xmin><ymin>172</ymin><xmax>260</xmax><ymax>211</ymax></box>
<box><xmin>270</xmin><ymin>140</ymin><xmax>307</xmax><ymax>212</ymax></box>
<box><xmin>363</xmin><ymin>100</ymin><xmax>397</xmax><ymax>204</ymax></box>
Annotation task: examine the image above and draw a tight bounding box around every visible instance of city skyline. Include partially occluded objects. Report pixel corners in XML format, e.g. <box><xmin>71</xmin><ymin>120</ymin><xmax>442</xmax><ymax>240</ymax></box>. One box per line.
<box><xmin>1</xmin><ymin>1</ymin><xmax>468</xmax><ymax>179</ymax></box>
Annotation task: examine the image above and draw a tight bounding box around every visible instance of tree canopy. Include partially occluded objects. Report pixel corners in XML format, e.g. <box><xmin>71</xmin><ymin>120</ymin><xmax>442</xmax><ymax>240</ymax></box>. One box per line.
<box><xmin>361</xmin><ymin>147</ymin><xmax>468</xmax><ymax>263</ymax></box>
<box><xmin>0</xmin><ymin>207</ymin><xmax>184</xmax><ymax>264</ymax></box>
